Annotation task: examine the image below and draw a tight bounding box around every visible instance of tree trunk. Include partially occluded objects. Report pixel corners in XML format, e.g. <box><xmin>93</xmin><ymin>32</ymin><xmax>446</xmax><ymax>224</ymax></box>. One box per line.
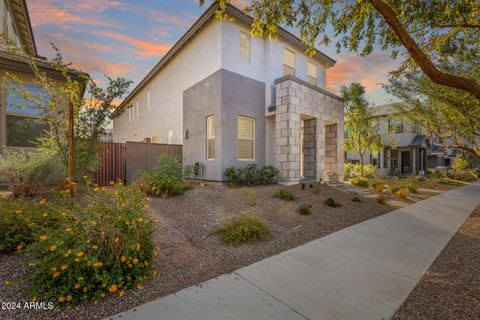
<box><xmin>369</xmin><ymin>0</ymin><xmax>480</xmax><ymax>101</ymax></box>
<box><xmin>360</xmin><ymin>154</ymin><xmax>365</xmax><ymax>177</ymax></box>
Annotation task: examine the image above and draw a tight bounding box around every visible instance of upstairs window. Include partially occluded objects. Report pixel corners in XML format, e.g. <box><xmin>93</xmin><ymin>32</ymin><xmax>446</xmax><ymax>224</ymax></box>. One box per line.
<box><xmin>283</xmin><ymin>48</ymin><xmax>295</xmax><ymax>76</ymax></box>
<box><xmin>388</xmin><ymin>118</ymin><xmax>403</xmax><ymax>133</ymax></box>
<box><xmin>307</xmin><ymin>62</ymin><xmax>317</xmax><ymax>86</ymax></box>
<box><xmin>238</xmin><ymin>116</ymin><xmax>255</xmax><ymax>160</ymax></box>
<box><xmin>240</xmin><ymin>31</ymin><xmax>250</xmax><ymax>62</ymax></box>
<box><xmin>207</xmin><ymin>115</ymin><xmax>215</xmax><ymax>160</ymax></box>
<box><xmin>411</xmin><ymin>121</ymin><xmax>421</xmax><ymax>134</ymax></box>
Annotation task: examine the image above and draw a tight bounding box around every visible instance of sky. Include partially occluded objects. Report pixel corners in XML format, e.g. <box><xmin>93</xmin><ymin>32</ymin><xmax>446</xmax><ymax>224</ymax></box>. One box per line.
<box><xmin>26</xmin><ymin>0</ymin><xmax>401</xmax><ymax>106</ymax></box>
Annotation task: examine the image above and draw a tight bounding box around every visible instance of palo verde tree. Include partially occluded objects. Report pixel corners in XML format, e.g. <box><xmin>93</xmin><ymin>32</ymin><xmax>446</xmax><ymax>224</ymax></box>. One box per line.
<box><xmin>342</xmin><ymin>83</ymin><xmax>382</xmax><ymax>177</ymax></box>
<box><xmin>385</xmin><ymin>52</ymin><xmax>480</xmax><ymax>161</ymax></box>
<box><xmin>0</xmin><ymin>39</ymin><xmax>132</xmax><ymax>179</ymax></box>
<box><xmin>201</xmin><ymin>0</ymin><xmax>480</xmax><ymax>101</ymax></box>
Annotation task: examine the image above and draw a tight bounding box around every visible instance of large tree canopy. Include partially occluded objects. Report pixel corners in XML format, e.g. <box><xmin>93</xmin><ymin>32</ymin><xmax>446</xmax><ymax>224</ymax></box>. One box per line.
<box><xmin>202</xmin><ymin>0</ymin><xmax>480</xmax><ymax>101</ymax></box>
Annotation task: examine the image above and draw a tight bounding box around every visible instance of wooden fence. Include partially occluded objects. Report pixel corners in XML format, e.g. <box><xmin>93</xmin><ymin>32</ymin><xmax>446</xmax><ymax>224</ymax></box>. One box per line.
<box><xmin>91</xmin><ymin>141</ymin><xmax>182</xmax><ymax>186</ymax></box>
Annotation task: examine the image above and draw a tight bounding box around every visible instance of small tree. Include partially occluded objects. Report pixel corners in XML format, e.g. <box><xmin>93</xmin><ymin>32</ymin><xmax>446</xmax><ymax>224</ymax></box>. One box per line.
<box><xmin>0</xmin><ymin>40</ymin><xmax>132</xmax><ymax>180</ymax></box>
<box><xmin>452</xmin><ymin>156</ymin><xmax>469</xmax><ymax>180</ymax></box>
<box><xmin>342</xmin><ymin>83</ymin><xmax>382</xmax><ymax>177</ymax></box>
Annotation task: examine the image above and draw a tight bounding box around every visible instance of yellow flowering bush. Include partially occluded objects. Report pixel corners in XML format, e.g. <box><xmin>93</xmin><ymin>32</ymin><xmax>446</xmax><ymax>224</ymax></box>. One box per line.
<box><xmin>20</xmin><ymin>181</ymin><xmax>156</xmax><ymax>305</ymax></box>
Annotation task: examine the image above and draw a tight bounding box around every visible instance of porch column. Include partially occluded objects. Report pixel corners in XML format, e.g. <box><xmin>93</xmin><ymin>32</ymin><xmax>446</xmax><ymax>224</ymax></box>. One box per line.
<box><xmin>336</xmin><ymin>120</ymin><xmax>344</xmax><ymax>181</ymax></box>
<box><xmin>315</xmin><ymin>120</ymin><xmax>326</xmax><ymax>180</ymax></box>
<box><xmin>275</xmin><ymin>111</ymin><xmax>301</xmax><ymax>185</ymax></box>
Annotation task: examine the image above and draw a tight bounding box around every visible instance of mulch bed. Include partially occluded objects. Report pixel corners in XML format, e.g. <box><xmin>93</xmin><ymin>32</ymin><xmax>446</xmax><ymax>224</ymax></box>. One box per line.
<box><xmin>393</xmin><ymin>204</ymin><xmax>480</xmax><ymax>320</ymax></box>
<box><xmin>0</xmin><ymin>183</ymin><xmax>431</xmax><ymax>320</ymax></box>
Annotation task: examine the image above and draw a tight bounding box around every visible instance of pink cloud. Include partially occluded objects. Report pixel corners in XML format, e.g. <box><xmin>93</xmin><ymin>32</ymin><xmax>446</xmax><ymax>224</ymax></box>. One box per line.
<box><xmin>27</xmin><ymin>0</ymin><xmax>121</xmax><ymax>28</ymax></box>
<box><xmin>95</xmin><ymin>31</ymin><xmax>172</xmax><ymax>57</ymax></box>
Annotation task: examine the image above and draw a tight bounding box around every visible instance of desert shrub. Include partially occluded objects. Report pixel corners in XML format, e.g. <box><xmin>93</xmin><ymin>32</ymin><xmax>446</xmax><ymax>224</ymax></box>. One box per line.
<box><xmin>324</xmin><ymin>197</ymin><xmax>341</xmax><ymax>208</ymax></box>
<box><xmin>311</xmin><ymin>180</ymin><xmax>323</xmax><ymax>194</ymax></box>
<box><xmin>27</xmin><ymin>182</ymin><xmax>155</xmax><ymax>305</ymax></box>
<box><xmin>298</xmin><ymin>203</ymin><xmax>313</xmax><ymax>215</ymax></box>
<box><xmin>0</xmin><ymin>149</ymin><xmax>64</xmax><ymax>197</ymax></box>
<box><xmin>240</xmin><ymin>187</ymin><xmax>257</xmax><ymax>207</ymax></box>
<box><xmin>427</xmin><ymin>169</ymin><xmax>446</xmax><ymax>179</ymax></box>
<box><xmin>141</xmin><ymin>155</ymin><xmax>190</xmax><ymax>198</ymax></box>
<box><xmin>325</xmin><ymin>170</ymin><xmax>339</xmax><ymax>182</ymax></box>
<box><xmin>447</xmin><ymin>170</ymin><xmax>478</xmax><ymax>182</ymax></box>
<box><xmin>396</xmin><ymin>189</ymin><xmax>410</xmax><ymax>199</ymax></box>
<box><xmin>220</xmin><ymin>214</ymin><xmax>270</xmax><ymax>245</ymax></box>
<box><xmin>376</xmin><ymin>194</ymin><xmax>387</xmax><ymax>204</ymax></box>
<box><xmin>352</xmin><ymin>196</ymin><xmax>362</xmax><ymax>202</ymax></box>
<box><xmin>387</xmin><ymin>181</ymin><xmax>417</xmax><ymax>194</ymax></box>
<box><xmin>370</xmin><ymin>179</ymin><xmax>383</xmax><ymax>189</ymax></box>
<box><xmin>274</xmin><ymin>188</ymin><xmax>296</xmax><ymax>201</ymax></box>
<box><xmin>350</xmin><ymin>177</ymin><xmax>369</xmax><ymax>188</ymax></box>
<box><xmin>224</xmin><ymin>164</ymin><xmax>278</xmax><ymax>186</ymax></box>
<box><xmin>344</xmin><ymin>163</ymin><xmax>376</xmax><ymax>179</ymax></box>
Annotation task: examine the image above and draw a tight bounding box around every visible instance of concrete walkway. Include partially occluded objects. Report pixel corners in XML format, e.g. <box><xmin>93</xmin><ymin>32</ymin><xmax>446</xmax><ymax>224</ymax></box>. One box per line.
<box><xmin>110</xmin><ymin>182</ymin><xmax>480</xmax><ymax>320</ymax></box>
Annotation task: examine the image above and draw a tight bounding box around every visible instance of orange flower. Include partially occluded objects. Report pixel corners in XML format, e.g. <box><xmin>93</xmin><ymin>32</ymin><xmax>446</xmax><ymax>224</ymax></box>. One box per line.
<box><xmin>65</xmin><ymin>228</ymin><xmax>73</xmax><ymax>233</ymax></box>
<box><xmin>61</xmin><ymin>265</ymin><xmax>68</xmax><ymax>270</ymax></box>
<box><xmin>74</xmin><ymin>284</ymin><xmax>81</xmax><ymax>289</ymax></box>
<box><xmin>119</xmin><ymin>290</ymin><xmax>125</xmax><ymax>297</ymax></box>
<box><xmin>77</xmin><ymin>252</ymin><xmax>84</xmax><ymax>257</ymax></box>
<box><xmin>136</xmin><ymin>283</ymin><xmax>142</xmax><ymax>289</ymax></box>
<box><xmin>121</xmin><ymin>256</ymin><xmax>127</xmax><ymax>262</ymax></box>
<box><xmin>50</xmin><ymin>245</ymin><xmax>57</xmax><ymax>252</ymax></box>
<box><xmin>75</xmin><ymin>258</ymin><xmax>81</xmax><ymax>263</ymax></box>
<box><xmin>108</xmin><ymin>284</ymin><xmax>118</xmax><ymax>293</ymax></box>
<box><xmin>66</xmin><ymin>295</ymin><xmax>72</xmax><ymax>302</ymax></box>
<box><xmin>109</xmin><ymin>181</ymin><xmax>115</xmax><ymax>186</ymax></box>
<box><xmin>94</xmin><ymin>261</ymin><xmax>103</xmax><ymax>267</ymax></box>
<box><xmin>133</xmin><ymin>258</ymin><xmax>139</xmax><ymax>264</ymax></box>
<box><xmin>138</xmin><ymin>217</ymin><xmax>144</xmax><ymax>223</ymax></box>
<box><xmin>91</xmin><ymin>220</ymin><xmax>97</xmax><ymax>226</ymax></box>
<box><xmin>39</xmin><ymin>199</ymin><xmax>47</xmax><ymax>205</ymax></box>
<box><xmin>40</xmin><ymin>235</ymin><xmax>47</xmax><ymax>241</ymax></box>
<box><xmin>53</xmin><ymin>272</ymin><xmax>60</xmax><ymax>278</ymax></box>
<box><xmin>58</xmin><ymin>296</ymin><xmax>66</xmax><ymax>303</ymax></box>
<box><xmin>94</xmin><ymin>187</ymin><xmax>100</xmax><ymax>192</ymax></box>
<box><xmin>92</xmin><ymin>245</ymin><xmax>98</xmax><ymax>250</ymax></box>
<box><xmin>65</xmin><ymin>189</ymin><xmax>71</xmax><ymax>194</ymax></box>
<box><xmin>101</xmin><ymin>187</ymin><xmax>107</xmax><ymax>192</ymax></box>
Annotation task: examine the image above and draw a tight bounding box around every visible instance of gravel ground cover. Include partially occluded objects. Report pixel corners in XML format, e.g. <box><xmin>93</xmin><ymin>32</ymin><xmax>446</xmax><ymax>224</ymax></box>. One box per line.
<box><xmin>393</xmin><ymin>204</ymin><xmax>480</xmax><ymax>320</ymax></box>
<box><xmin>0</xmin><ymin>183</ymin><xmax>450</xmax><ymax>320</ymax></box>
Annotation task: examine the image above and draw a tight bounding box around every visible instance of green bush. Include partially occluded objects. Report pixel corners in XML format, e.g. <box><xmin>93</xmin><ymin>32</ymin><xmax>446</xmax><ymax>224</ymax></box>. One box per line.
<box><xmin>240</xmin><ymin>187</ymin><xmax>257</xmax><ymax>207</ymax></box>
<box><xmin>447</xmin><ymin>170</ymin><xmax>478</xmax><ymax>182</ymax></box>
<box><xmin>352</xmin><ymin>196</ymin><xmax>362</xmax><ymax>202</ymax></box>
<box><xmin>298</xmin><ymin>203</ymin><xmax>313</xmax><ymax>215</ymax></box>
<box><xmin>224</xmin><ymin>164</ymin><xmax>278</xmax><ymax>186</ymax></box>
<box><xmin>324</xmin><ymin>197</ymin><xmax>341</xmax><ymax>208</ymax></box>
<box><xmin>387</xmin><ymin>181</ymin><xmax>417</xmax><ymax>194</ymax></box>
<box><xmin>25</xmin><ymin>182</ymin><xmax>155</xmax><ymax>305</ymax></box>
<box><xmin>220</xmin><ymin>214</ymin><xmax>270</xmax><ymax>245</ymax></box>
<box><xmin>344</xmin><ymin>163</ymin><xmax>376</xmax><ymax>179</ymax></box>
<box><xmin>274</xmin><ymin>188</ymin><xmax>296</xmax><ymax>201</ymax></box>
<box><xmin>0</xmin><ymin>149</ymin><xmax>64</xmax><ymax>197</ymax></box>
<box><xmin>311</xmin><ymin>180</ymin><xmax>323</xmax><ymax>194</ymax></box>
<box><xmin>350</xmin><ymin>177</ymin><xmax>369</xmax><ymax>188</ymax></box>
<box><xmin>142</xmin><ymin>155</ymin><xmax>190</xmax><ymax>198</ymax></box>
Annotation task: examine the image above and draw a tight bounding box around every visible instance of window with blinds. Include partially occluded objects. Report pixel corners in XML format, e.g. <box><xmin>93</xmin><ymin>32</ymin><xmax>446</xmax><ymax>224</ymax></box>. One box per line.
<box><xmin>207</xmin><ymin>115</ymin><xmax>215</xmax><ymax>160</ymax></box>
<box><xmin>283</xmin><ymin>48</ymin><xmax>295</xmax><ymax>76</ymax></box>
<box><xmin>240</xmin><ymin>31</ymin><xmax>250</xmax><ymax>62</ymax></box>
<box><xmin>238</xmin><ymin>116</ymin><xmax>255</xmax><ymax>160</ymax></box>
<box><xmin>307</xmin><ymin>62</ymin><xmax>317</xmax><ymax>86</ymax></box>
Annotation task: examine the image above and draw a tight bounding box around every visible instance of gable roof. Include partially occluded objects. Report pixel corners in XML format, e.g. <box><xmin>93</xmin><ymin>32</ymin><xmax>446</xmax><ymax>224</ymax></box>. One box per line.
<box><xmin>117</xmin><ymin>2</ymin><xmax>336</xmax><ymax>111</ymax></box>
<box><xmin>9</xmin><ymin>0</ymin><xmax>37</xmax><ymax>56</ymax></box>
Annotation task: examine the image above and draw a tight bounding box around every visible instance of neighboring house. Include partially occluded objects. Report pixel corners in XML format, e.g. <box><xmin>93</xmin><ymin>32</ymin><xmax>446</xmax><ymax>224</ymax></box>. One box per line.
<box><xmin>345</xmin><ymin>104</ymin><xmax>457</xmax><ymax>176</ymax></box>
<box><xmin>0</xmin><ymin>0</ymin><xmax>84</xmax><ymax>154</ymax></box>
<box><xmin>113</xmin><ymin>3</ymin><xmax>344</xmax><ymax>185</ymax></box>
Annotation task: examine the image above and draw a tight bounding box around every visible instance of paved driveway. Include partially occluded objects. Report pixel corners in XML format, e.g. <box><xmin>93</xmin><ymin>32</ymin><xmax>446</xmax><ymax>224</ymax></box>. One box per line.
<box><xmin>109</xmin><ymin>182</ymin><xmax>480</xmax><ymax>320</ymax></box>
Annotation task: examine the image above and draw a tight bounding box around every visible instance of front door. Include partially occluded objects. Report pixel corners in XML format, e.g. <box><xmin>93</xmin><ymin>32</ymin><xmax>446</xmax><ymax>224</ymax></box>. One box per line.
<box><xmin>401</xmin><ymin>151</ymin><xmax>411</xmax><ymax>174</ymax></box>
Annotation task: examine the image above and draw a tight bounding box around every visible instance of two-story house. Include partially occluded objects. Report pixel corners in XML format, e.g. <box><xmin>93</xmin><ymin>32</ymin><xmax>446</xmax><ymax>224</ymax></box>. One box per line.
<box><xmin>0</xmin><ymin>0</ymin><xmax>84</xmax><ymax>154</ymax></box>
<box><xmin>113</xmin><ymin>3</ymin><xmax>344</xmax><ymax>185</ymax></box>
<box><xmin>345</xmin><ymin>104</ymin><xmax>457</xmax><ymax>176</ymax></box>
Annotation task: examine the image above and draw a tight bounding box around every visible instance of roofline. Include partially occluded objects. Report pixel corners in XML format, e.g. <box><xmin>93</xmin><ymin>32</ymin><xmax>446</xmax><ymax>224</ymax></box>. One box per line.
<box><xmin>21</xmin><ymin>0</ymin><xmax>38</xmax><ymax>56</ymax></box>
<box><xmin>116</xmin><ymin>2</ymin><xmax>336</xmax><ymax>113</ymax></box>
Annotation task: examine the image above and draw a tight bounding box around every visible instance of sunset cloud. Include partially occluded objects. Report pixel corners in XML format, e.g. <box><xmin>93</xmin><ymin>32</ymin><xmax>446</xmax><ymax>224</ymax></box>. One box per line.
<box><xmin>95</xmin><ymin>31</ymin><xmax>172</xmax><ymax>57</ymax></box>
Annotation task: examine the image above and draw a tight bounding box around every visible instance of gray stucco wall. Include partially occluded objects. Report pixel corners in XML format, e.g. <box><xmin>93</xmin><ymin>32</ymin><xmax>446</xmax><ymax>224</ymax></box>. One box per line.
<box><xmin>183</xmin><ymin>69</ymin><xmax>266</xmax><ymax>181</ymax></box>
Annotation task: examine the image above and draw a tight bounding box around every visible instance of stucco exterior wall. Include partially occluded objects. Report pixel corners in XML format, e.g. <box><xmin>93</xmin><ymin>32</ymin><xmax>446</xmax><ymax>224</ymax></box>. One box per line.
<box><xmin>113</xmin><ymin>19</ymin><xmax>222</xmax><ymax>144</ymax></box>
<box><xmin>183</xmin><ymin>69</ymin><xmax>265</xmax><ymax>181</ymax></box>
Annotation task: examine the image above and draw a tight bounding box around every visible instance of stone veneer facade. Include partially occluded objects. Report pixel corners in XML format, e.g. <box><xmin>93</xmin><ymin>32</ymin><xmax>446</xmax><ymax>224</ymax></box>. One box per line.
<box><xmin>273</xmin><ymin>75</ymin><xmax>344</xmax><ymax>185</ymax></box>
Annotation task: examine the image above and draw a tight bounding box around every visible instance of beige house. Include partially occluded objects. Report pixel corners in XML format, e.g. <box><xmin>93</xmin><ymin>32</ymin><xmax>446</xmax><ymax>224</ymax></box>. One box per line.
<box><xmin>0</xmin><ymin>0</ymin><xmax>83</xmax><ymax>154</ymax></box>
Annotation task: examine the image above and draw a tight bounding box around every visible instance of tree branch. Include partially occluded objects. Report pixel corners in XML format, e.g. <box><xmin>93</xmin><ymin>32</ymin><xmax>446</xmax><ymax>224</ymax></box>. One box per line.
<box><xmin>369</xmin><ymin>0</ymin><xmax>480</xmax><ymax>101</ymax></box>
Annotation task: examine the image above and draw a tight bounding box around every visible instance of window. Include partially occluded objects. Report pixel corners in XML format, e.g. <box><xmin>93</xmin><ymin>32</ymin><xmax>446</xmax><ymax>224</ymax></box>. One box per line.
<box><xmin>6</xmin><ymin>82</ymin><xmax>50</xmax><ymax>147</ymax></box>
<box><xmin>388</xmin><ymin>118</ymin><xmax>403</xmax><ymax>133</ymax></box>
<box><xmin>207</xmin><ymin>115</ymin><xmax>215</xmax><ymax>160</ymax></box>
<box><xmin>411</xmin><ymin>121</ymin><xmax>421</xmax><ymax>134</ymax></box>
<box><xmin>307</xmin><ymin>62</ymin><xmax>317</xmax><ymax>86</ymax></box>
<box><xmin>240</xmin><ymin>31</ymin><xmax>250</xmax><ymax>62</ymax></box>
<box><xmin>283</xmin><ymin>48</ymin><xmax>295</xmax><ymax>76</ymax></box>
<box><xmin>237</xmin><ymin>116</ymin><xmax>255</xmax><ymax>160</ymax></box>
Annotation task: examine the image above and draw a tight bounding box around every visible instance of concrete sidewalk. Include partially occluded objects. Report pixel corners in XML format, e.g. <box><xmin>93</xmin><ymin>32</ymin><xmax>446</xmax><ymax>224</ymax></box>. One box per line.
<box><xmin>109</xmin><ymin>182</ymin><xmax>480</xmax><ymax>320</ymax></box>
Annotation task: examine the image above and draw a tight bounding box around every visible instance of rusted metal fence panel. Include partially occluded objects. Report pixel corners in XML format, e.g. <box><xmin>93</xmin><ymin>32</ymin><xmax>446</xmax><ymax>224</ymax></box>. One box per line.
<box><xmin>125</xmin><ymin>141</ymin><xmax>182</xmax><ymax>183</ymax></box>
<box><xmin>91</xmin><ymin>142</ymin><xmax>126</xmax><ymax>186</ymax></box>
